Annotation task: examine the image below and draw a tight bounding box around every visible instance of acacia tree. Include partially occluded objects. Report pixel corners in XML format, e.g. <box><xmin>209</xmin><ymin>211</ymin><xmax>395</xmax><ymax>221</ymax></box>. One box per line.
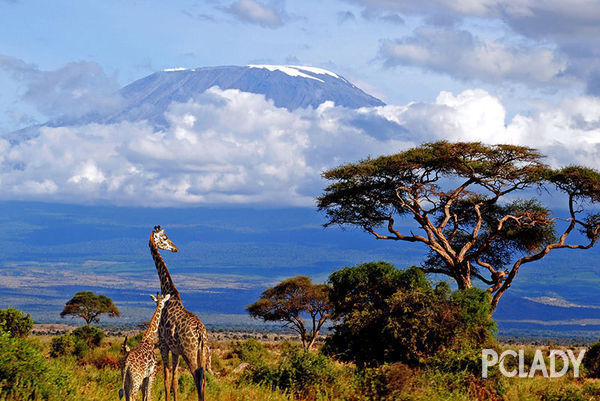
<box><xmin>60</xmin><ymin>291</ymin><xmax>120</xmax><ymax>326</ymax></box>
<box><xmin>318</xmin><ymin>142</ymin><xmax>600</xmax><ymax>310</ymax></box>
<box><xmin>247</xmin><ymin>276</ymin><xmax>332</xmax><ymax>350</ymax></box>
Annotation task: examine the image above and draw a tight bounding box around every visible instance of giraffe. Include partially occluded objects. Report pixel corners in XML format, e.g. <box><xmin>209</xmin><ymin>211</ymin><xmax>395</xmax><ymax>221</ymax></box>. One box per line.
<box><xmin>119</xmin><ymin>292</ymin><xmax>171</xmax><ymax>401</ymax></box>
<box><xmin>150</xmin><ymin>225</ymin><xmax>209</xmax><ymax>401</ymax></box>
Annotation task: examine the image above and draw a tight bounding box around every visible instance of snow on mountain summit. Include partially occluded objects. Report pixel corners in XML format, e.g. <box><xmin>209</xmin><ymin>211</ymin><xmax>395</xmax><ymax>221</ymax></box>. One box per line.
<box><xmin>13</xmin><ymin>65</ymin><xmax>385</xmax><ymax>131</ymax></box>
<box><xmin>246</xmin><ymin>65</ymin><xmax>342</xmax><ymax>82</ymax></box>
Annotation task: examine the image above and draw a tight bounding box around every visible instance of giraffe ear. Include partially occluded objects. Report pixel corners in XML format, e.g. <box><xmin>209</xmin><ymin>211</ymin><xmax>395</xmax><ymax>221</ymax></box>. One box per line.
<box><xmin>150</xmin><ymin>294</ymin><xmax>158</xmax><ymax>302</ymax></box>
<box><xmin>164</xmin><ymin>293</ymin><xmax>171</xmax><ymax>302</ymax></box>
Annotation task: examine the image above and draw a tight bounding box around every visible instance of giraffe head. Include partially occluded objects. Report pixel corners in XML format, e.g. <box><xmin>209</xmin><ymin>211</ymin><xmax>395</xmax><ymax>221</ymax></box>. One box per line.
<box><xmin>152</xmin><ymin>225</ymin><xmax>178</xmax><ymax>252</ymax></box>
<box><xmin>150</xmin><ymin>292</ymin><xmax>171</xmax><ymax>308</ymax></box>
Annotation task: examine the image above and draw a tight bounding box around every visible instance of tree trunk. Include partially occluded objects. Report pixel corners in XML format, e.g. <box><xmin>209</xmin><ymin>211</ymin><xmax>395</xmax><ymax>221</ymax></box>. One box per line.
<box><xmin>454</xmin><ymin>271</ymin><xmax>472</xmax><ymax>290</ymax></box>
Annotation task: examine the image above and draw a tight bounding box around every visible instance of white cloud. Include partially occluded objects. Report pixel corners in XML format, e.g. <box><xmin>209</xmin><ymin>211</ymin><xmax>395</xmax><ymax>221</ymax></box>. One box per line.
<box><xmin>3</xmin><ymin>85</ymin><xmax>600</xmax><ymax>207</ymax></box>
<box><xmin>380</xmin><ymin>27</ymin><xmax>567</xmax><ymax>86</ymax></box>
<box><xmin>0</xmin><ymin>88</ymin><xmax>410</xmax><ymax>206</ymax></box>
<box><xmin>374</xmin><ymin>89</ymin><xmax>600</xmax><ymax>169</ymax></box>
<box><xmin>222</xmin><ymin>0</ymin><xmax>286</xmax><ymax>28</ymax></box>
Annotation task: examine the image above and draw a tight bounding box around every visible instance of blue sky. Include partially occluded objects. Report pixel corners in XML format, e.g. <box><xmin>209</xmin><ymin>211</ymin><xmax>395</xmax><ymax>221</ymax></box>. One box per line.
<box><xmin>1</xmin><ymin>0</ymin><xmax>600</xmax><ymax>206</ymax></box>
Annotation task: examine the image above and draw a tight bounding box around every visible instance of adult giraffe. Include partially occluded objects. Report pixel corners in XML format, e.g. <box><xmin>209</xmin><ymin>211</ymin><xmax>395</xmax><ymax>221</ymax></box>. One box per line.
<box><xmin>149</xmin><ymin>225</ymin><xmax>209</xmax><ymax>401</ymax></box>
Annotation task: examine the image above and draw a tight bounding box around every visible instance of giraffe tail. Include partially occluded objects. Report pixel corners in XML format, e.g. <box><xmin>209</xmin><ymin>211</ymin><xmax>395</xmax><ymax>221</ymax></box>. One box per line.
<box><xmin>194</xmin><ymin>335</ymin><xmax>208</xmax><ymax>401</ymax></box>
<box><xmin>119</xmin><ymin>357</ymin><xmax>130</xmax><ymax>400</ymax></box>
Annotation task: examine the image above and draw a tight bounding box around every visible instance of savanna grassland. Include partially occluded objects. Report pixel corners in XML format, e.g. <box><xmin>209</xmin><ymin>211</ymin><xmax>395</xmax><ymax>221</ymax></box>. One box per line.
<box><xmin>4</xmin><ymin>329</ymin><xmax>600</xmax><ymax>401</ymax></box>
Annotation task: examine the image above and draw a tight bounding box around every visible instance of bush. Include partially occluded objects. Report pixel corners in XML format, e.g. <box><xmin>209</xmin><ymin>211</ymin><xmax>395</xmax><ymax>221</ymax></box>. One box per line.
<box><xmin>247</xmin><ymin>343</ymin><xmax>349</xmax><ymax>398</ymax></box>
<box><xmin>72</xmin><ymin>325</ymin><xmax>104</xmax><ymax>348</ymax></box>
<box><xmin>358</xmin><ymin>362</ymin><xmax>414</xmax><ymax>400</ymax></box>
<box><xmin>50</xmin><ymin>333</ymin><xmax>90</xmax><ymax>358</ymax></box>
<box><xmin>0</xmin><ymin>330</ymin><xmax>72</xmax><ymax>399</ymax></box>
<box><xmin>50</xmin><ymin>334</ymin><xmax>75</xmax><ymax>357</ymax></box>
<box><xmin>0</xmin><ymin>307</ymin><xmax>33</xmax><ymax>338</ymax></box>
<box><xmin>230</xmin><ymin>338</ymin><xmax>268</xmax><ymax>366</ymax></box>
<box><xmin>583</xmin><ymin>340</ymin><xmax>600</xmax><ymax>378</ymax></box>
<box><xmin>325</xmin><ymin>262</ymin><xmax>496</xmax><ymax>367</ymax></box>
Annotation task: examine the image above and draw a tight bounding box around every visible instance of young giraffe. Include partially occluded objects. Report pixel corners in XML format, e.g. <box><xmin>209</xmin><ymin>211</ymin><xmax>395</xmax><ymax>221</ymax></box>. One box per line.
<box><xmin>119</xmin><ymin>292</ymin><xmax>171</xmax><ymax>401</ymax></box>
<box><xmin>150</xmin><ymin>225</ymin><xmax>209</xmax><ymax>401</ymax></box>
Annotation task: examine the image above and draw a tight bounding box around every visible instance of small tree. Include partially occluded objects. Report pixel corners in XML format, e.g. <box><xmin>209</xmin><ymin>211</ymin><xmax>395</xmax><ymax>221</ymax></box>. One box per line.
<box><xmin>318</xmin><ymin>141</ymin><xmax>600</xmax><ymax>309</ymax></box>
<box><xmin>247</xmin><ymin>276</ymin><xmax>332</xmax><ymax>350</ymax></box>
<box><xmin>60</xmin><ymin>291</ymin><xmax>120</xmax><ymax>326</ymax></box>
<box><xmin>0</xmin><ymin>308</ymin><xmax>33</xmax><ymax>337</ymax></box>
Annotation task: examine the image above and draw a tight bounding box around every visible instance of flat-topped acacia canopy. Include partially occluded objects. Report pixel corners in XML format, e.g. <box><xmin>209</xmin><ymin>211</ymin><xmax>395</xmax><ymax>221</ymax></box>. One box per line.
<box><xmin>318</xmin><ymin>141</ymin><xmax>600</xmax><ymax>309</ymax></box>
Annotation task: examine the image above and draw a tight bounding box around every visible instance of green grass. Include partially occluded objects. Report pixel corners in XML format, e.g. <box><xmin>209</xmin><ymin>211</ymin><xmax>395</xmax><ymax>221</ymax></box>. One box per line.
<box><xmin>3</xmin><ymin>334</ymin><xmax>600</xmax><ymax>401</ymax></box>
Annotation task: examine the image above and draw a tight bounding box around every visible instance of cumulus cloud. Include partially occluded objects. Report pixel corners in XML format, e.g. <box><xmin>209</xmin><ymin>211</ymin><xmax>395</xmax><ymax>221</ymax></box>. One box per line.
<box><xmin>372</xmin><ymin>89</ymin><xmax>600</xmax><ymax>169</ymax></box>
<box><xmin>0</xmin><ymin>87</ymin><xmax>411</xmax><ymax>206</ymax></box>
<box><xmin>3</xmin><ymin>82</ymin><xmax>600</xmax><ymax>207</ymax></box>
<box><xmin>0</xmin><ymin>55</ymin><xmax>123</xmax><ymax>122</ymax></box>
<box><xmin>221</xmin><ymin>0</ymin><xmax>286</xmax><ymax>28</ymax></box>
<box><xmin>380</xmin><ymin>27</ymin><xmax>567</xmax><ymax>86</ymax></box>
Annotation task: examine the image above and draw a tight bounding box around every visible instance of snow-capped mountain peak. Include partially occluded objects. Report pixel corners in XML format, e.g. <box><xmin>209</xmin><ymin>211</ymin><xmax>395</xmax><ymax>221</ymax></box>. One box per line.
<box><xmin>246</xmin><ymin>65</ymin><xmax>342</xmax><ymax>82</ymax></box>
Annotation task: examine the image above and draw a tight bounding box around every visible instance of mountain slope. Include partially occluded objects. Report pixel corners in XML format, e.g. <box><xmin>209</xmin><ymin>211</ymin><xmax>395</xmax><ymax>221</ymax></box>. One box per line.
<box><xmin>65</xmin><ymin>65</ymin><xmax>385</xmax><ymax>128</ymax></box>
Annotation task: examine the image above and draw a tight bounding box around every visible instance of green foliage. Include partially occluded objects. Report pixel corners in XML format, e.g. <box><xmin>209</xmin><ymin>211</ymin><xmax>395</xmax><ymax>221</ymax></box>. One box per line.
<box><xmin>50</xmin><ymin>334</ymin><xmax>76</xmax><ymax>357</ymax></box>
<box><xmin>357</xmin><ymin>362</ymin><xmax>414</xmax><ymax>401</ymax></box>
<box><xmin>451</xmin><ymin>287</ymin><xmax>497</xmax><ymax>345</ymax></box>
<box><xmin>325</xmin><ymin>262</ymin><xmax>497</xmax><ymax>367</ymax></box>
<box><xmin>0</xmin><ymin>330</ymin><xmax>74</xmax><ymax>400</ymax></box>
<box><xmin>230</xmin><ymin>338</ymin><xmax>269</xmax><ymax>366</ymax></box>
<box><xmin>0</xmin><ymin>308</ymin><xmax>33</xmax><ymax>338</ymax></box>
<box><xmin>248</xmin><ymin>343</ymin><xmax>344</xmax><ymax>397</ymax></box>
<box><xmin>72</xmin><ymin>325</ymin><xmax>105</xmax><ymax>348</ymax></box>
<box><xmin>247</xmin><ymin>276</ymin><xmax>332</xmax><ymax>349</ymax></box>
<box><xmin>49</xmin><ymin>327</ymin><xmax>103</xmax><ymax>359</ymax></box>
<box><xmin>583</xmin><ymin>340</ymin><xmax>600</xmax><ymax>378</ymax></box>
<box><xmin>60</xmin><ymin>291</ymin><xmax>120</xmax><ymax>326</ymax></box>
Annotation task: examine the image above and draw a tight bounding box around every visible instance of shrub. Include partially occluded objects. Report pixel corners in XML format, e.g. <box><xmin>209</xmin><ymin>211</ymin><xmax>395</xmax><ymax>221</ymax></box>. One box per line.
<box><xmin>584</xmin><ymin>340</ymin><xmax>600</xmax><ymax>378</ymax></box>
<box><xmin>0</xmin><ymin>307</ymin><xmax>33</xmax><ymax>338</ymax></box>
<box><xmin>230</xmin><ymin>338</ymin><xmax>269</xmax><ymax>366</ymax></box>
<box><xmin>325</xmin><ymin>262</ymin><xmax>497</xmax><ymax>367</ymax></box>
<box><xmin>247</xmin><ymin>343</ymin><xmax>346</xmax><ymax>397</ymax></box>
<box><xmin>72</xmin><ymin>325</ymin><xmax>105</xmax><ymax>348</ymax></box>
<box><xmin>50</xmin><ymin>334</ymin><xmax>76</xmax><ymax>357</ymax></box>
<box><xmin>50</xmin><ymin>333</ymin><xmax>89</xmax><ymax>358</ymax></box>
<box><xmin>0</xmin><ymin>330</ymin><xmax>71</xmax><ymax>399</ymax></box>
<box><xmin>358</xmin><ymin>362</ymin><xmax>414</xmax><ymax>400</ymax></box>
<box><xmin>451</xmin><ymin>287</ymin><xmax>497</xmax><ymax>346</ymax></box>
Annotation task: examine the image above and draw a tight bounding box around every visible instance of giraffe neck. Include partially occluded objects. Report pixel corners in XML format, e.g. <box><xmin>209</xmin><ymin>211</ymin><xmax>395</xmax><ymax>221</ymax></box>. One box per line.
<box><xmin>142</xmin><ymin>301</ymin><xmax>165</xmax><ymax>342</ymax></box>
<box><xmin>149</xmin><ymin>236</ymin><xmax>181</xmax><ymax>301</ymax></box>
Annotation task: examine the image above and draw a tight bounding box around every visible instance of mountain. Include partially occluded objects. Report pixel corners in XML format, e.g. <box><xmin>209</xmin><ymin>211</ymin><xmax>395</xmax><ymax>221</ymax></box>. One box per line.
<box><xmin>45</xmin><ymin>65</ymin><xmax>385</xmax><ymax>129</ymax></box>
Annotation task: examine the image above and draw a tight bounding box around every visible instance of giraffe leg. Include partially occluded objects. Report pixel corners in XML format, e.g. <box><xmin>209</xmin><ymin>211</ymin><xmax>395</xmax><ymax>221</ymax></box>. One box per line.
<box><xmin>144</xmin><ymin>370</ymin><xmax>156</xmax><ymax>401</ymax></box>
<box><xmin>184</xmin><ymin>347</ymin><xmax>206</xmax><ymax>401</ymax></box>
<box><xmin>141</xmin><ymin>377</ymin><xmax>149</xmax><ymax>401</ymax></box>
<box><xmin>130</xmin><ymin>378</ymin><xmax>142</xmax><ymax>401</ymax></box>
<box><xmin>160</xmin><ymin>347</ymin><xmax>172</xmax><ymax>401</ymax></box>
<box><xmin>172</xmin><ymin>353</ymin><xmax>181</xmax><ymax>401</ymax></box>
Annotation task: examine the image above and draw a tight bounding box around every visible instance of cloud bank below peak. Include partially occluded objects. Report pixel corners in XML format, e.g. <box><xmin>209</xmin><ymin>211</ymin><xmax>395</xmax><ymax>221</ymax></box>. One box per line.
<box><xmin>3</xmin><ymin>86</ymin><xmax>600</xmax><ymax>207</ymax></box>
